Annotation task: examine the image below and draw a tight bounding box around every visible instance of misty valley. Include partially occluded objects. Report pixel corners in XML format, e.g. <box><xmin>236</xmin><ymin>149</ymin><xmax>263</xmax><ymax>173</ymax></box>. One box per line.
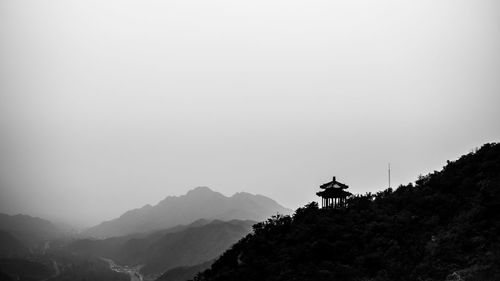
<box><xmin>0</xmin><ymin>189</ymin><xmax>291</xmax><ymax>281</ymax></box>
<box><xmin>3</xmin><ymin>0</ymin><xmax>500</xmax><ymax>278</ymax></box>
<box><xmin>2</xmin><ymin>0</ymin><xmax>499</xmax><ymax>280</ymax></box>
<box><xmin>1</xmin><ymin>143</ymin><xmax>500</xmax><ymax>281</ymax></box>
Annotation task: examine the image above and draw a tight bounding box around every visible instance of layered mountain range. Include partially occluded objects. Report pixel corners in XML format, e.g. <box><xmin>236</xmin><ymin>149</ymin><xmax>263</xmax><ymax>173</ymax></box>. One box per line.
<box><xmin>0</xmin><ymin>213</ymin><xmax>62</xmax><ymax>254</ymax></box>
<box><xmin>2</xmin><ymin>143</ymin><xmax>499</xmax><ymax>281</ymax></box>
<box><xmin>0</xmin><ymin>214</ymin><xmax>64</xmax><ymax>281</ymax></box>
<box><xmin>84</xmin><ymin>187</ymin><xmax>291</xmax><ymax>238</ymax></box>
<box><xmin>70</xmin><ymin>219</ymin><xmax>255</xmax><ymax>275</ymax></box>
<box><xmin>0</xmin><ymin>187</ymin><xmax>291</xmax><ymax>281</ymax></box>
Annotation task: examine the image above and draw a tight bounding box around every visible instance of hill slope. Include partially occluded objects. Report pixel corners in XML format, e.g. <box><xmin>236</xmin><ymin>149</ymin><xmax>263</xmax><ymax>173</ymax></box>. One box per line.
<box><xmin>0</xmin><ymin>231</ymin><xmax>28</xmax><ymax>257</ymax></box>
<box><xmin>70</xmin><ymin>219</ymin><xmax>255</xmax><ymax>275</ymax></box>
<box><xmin>157</xmin><ymin>260</ymin><xmax>213</xmax><ymax>281</ymax></box>
<box><xmin>0</xmin><ymin>213</ymin><xmax>61</xmax><ymax>248</ymax></box>
<box><xmin>84</xmin><ymin>187</ymin><xmax>291</xmax><ymax>238</ymax></box>
<box><xmin>193</xmin><ymin>143</ymin><xmax>500</xmax><ymax>281</ymax></box>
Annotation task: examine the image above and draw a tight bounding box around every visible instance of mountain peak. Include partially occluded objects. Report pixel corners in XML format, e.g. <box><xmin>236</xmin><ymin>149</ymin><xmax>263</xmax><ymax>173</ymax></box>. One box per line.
<box><xmin>184</xmin><ymin>187</ymin><xmax>228</xmax><ymax>201</ymax></box>
<box><xmin>186</xmin><ymin>186</ymin><xmax>215</xmax><ymax>195</ymax></box>
<box><xmin>84</xmin><ymin>186</ymin><xmax>291</xmax><ymax>238</ymax></box>
<box><xmin>231</xmin><ymin>191</ymin><xmax>252</xmax><ymax>197</ymax></box>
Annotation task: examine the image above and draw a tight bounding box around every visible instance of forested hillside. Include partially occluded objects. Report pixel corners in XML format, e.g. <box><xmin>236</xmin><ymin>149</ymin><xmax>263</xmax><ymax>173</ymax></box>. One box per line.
<box><xmin>193</xmin><ymin>143</ymin><xmax>500</xmax><ymax>281</ymax></box>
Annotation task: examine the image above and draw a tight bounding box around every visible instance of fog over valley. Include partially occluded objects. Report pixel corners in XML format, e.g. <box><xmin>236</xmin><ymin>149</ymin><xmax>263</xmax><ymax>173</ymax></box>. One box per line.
<box><xmin>1</xmin><ymin>0</ymin><xmax>499</xmax><ymax>227</ymax></box>
<box><xmin>1</xmin><ymin>0</ymin><xmax>499</xmax><ymax>280</ymax></box>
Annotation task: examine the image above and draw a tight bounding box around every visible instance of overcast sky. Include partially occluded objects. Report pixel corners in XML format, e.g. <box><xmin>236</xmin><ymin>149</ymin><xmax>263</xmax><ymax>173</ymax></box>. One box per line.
<box><xmin>1</xmin><ymin>0</ymin><xmax>499</xmax><ymax>227</ymax></box>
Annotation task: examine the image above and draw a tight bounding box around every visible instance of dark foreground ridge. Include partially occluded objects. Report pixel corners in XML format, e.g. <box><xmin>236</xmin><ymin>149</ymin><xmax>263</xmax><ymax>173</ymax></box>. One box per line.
<box><xmin>191</xmin><ymin>143</ymin><xmax>500</xmax><ymax>281</ymax></box>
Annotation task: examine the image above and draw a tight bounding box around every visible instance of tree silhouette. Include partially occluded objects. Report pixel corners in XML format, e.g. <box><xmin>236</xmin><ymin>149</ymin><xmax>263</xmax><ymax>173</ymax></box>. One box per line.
<box><xmin>192</xmin><ymin>143</ymin><xmax>500</xmax><ymax>281</ymax></box>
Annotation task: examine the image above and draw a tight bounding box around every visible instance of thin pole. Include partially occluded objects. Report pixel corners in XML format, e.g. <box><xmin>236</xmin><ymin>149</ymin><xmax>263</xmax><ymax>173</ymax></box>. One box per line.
<box><xmin>388</xmin><ymin>163</ymin><xmax>391</xmax><ymax>188</ymax></box>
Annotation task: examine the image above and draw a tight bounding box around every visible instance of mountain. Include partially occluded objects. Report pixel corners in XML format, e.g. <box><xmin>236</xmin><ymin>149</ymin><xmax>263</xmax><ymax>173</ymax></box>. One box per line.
<box><xmin>0</xmin><ymin>215</ymin><xmax>129</xmax><ymax>281</ymax></box>
<box><xmin>0</xmin><ymin>213</ymin><xmax>61</xmax><ymax>248</ymax></box>
<box><xmin>0</xmin><ymin>258</ymin><xmax>52</xmax><ymax>281</ymax></box>
<box><xmin>0</xmin><ymin>231</ymin><xmax>28</xmax><ymax>257</ymax></box>
<box><xmin>157</xmin><ymin>260</ymin><xmax>213</xmax><ymax>281</ymax></box>
<box><xmin>67</xmin><ymin>219</ymin><xmax>215</xmax><ymax>260</ymax></box>
<box><xmin>70</xmin><ymin>219</ymin><xmax>256</xmax><ymax>276</ymax></box>
<box><xmin>192</xmin><ymin>143</ymin><xmax>500</xmax><ymax>281</ymax></box>
<box><xmin>84</xmin><ymin>187</ymin><xmax>291</xmax><ymax>238</ymax></box>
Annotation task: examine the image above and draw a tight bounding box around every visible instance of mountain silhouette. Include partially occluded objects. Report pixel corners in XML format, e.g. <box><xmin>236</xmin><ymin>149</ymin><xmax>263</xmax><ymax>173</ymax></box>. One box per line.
<box><xmin>84</xmin><ymin>187</ymin><xmax>291</xmax><ymax>238</ymax></box>
<box><xmin>192</xmin><ymin>143</ymin><xmax>500</xmax><ymax>281</ymax></box>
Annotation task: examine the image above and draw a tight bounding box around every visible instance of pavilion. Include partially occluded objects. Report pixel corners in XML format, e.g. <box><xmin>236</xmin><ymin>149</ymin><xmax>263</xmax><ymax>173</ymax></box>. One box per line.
<box><xmin>317</xmin><ymin>176</ymin><xmax>351</xmax><ymax>209</ymax></box>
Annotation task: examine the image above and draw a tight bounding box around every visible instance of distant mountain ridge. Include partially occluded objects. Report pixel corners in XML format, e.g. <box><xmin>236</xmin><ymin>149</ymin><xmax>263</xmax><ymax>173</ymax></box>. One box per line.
<box><xmin>84</xmin><ymin>187</ymin><xmax>291</xmax><ymax>238</ymax></box>
<box><xmin>0</xmin><ymin>213</ymin><xmax>61</xmax><ymax>249</ymax></box>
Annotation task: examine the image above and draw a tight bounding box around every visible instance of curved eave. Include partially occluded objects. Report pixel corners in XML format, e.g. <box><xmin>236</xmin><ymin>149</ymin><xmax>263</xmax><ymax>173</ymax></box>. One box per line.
<box><xmin>316</xmin><ymin>189</ymin><xmax>352</xmax><ymax>198</ymax></box>
<box><xmin>320</xmin><ymin>182</ymin><xmax>349</xmax><ymax>190</ymax></box>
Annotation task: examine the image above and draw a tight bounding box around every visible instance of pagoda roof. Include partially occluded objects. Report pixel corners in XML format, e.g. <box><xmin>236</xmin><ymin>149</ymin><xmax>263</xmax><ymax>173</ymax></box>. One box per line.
<box><xmin>320</xmin><ymin>177</ymin><xmax>349</xmax><ymax>190</ymax></box>
<box><xmin>316</xmin><ymin>188</ymin><xmax>352</xmax><ymax>198</ymax></box>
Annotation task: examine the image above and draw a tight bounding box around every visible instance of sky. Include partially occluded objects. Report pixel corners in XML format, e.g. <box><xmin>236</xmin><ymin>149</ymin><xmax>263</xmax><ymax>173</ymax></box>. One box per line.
<box><xmin>1</xmin><ymin>0</ymin><xmax>499</xmax><ymax>227</ymax></box>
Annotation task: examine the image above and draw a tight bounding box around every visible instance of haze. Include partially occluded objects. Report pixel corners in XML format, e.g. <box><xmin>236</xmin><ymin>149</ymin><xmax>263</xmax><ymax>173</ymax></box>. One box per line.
<box><xmin>1</xmin><ymin>0</ymin><xmax>499</xmax><ymax>226</ymax></box>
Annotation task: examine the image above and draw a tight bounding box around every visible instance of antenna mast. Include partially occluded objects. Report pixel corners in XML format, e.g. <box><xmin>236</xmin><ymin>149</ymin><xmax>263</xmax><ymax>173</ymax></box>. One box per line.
<box><xmin>388</xmin><ymin>163</ymin><xmax>391</xmax><ymax>188</ymax></box>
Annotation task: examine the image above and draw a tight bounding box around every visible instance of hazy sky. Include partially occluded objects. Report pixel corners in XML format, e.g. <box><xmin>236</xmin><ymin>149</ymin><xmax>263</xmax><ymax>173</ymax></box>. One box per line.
<box><xmin>1</xmin><ymin>0</ymin><xmax>499</xmax><ymax>226</ymax></box>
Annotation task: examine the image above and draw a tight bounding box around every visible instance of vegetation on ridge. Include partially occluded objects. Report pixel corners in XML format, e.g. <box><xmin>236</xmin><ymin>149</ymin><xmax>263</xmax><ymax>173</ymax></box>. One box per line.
<box><xmin>192</xmin><ymin>143</ymin><xmax>500</xmax><ymax>281</ymax></box>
